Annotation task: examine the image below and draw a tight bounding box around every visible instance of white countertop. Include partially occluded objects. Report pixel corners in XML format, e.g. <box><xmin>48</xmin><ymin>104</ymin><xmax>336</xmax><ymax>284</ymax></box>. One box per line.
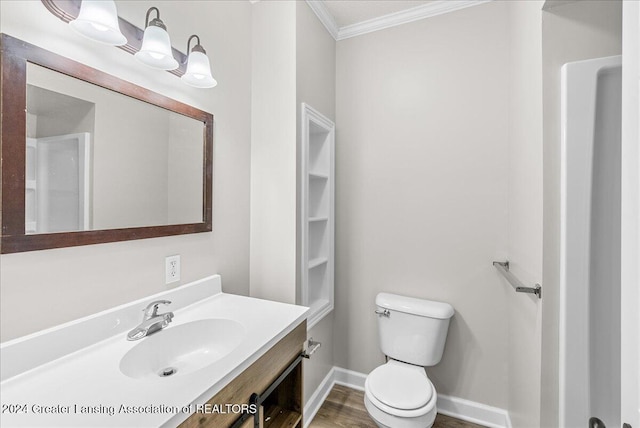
<box><xmin>0</xmin><ymin>275</ymin><xmax>308</xmax><ymax>428</ymax></box>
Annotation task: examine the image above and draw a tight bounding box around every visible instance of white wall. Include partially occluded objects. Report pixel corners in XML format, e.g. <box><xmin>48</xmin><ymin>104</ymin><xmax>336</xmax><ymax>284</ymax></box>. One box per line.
<box><xmin>505</xmin><ymin>2</ymin><xmax>544</xmax><ymax>426</ymax></box>
<box><xmin>295</xmin><ymin>1</ymin><xmax>336</xmax><ymax>406</ymax></box>
<box><xmin>540</xmin><ymin>1</ymin><xmax>622</xmax><ymax>425</ymax></box>
<box><xmin>249</xmin><ymin>0</ymin><xmax>297</xmax><ymax>305</ymax></box>
<box><xmin>0</xmin><ymin>0</ymin><xmax>252</xmax><ymax>341</ymax></box>
<box><xmin>334</xmin><ymin>1</ymin><xmax>510</xmax><ymax>408</ymax></box>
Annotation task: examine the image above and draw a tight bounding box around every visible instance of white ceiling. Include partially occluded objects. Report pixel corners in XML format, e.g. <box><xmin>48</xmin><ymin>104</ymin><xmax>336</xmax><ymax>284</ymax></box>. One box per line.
<box><xmin>306</xmin><ymin>0</ymin><xmax>490</xmax><ymax>40</ymax></box>
<box><xmin>322</xmin><ymin>0</ymin><xmax>434</xmax><ymax>28</ymax></box>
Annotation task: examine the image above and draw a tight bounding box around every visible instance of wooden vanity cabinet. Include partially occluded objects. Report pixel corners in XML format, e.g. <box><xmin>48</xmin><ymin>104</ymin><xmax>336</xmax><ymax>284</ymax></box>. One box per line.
<box><xmin>180</xmin><ymin>321</ymin><xmax>306</xmax><ymax>428</ymax></box>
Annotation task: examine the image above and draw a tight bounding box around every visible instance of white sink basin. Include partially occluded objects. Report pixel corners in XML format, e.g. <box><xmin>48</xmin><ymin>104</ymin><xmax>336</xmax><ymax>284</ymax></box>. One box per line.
<box><xmin>119</xmin><ymin>319</ymin><xmax>245</xmax><ymax>379</ymax></box>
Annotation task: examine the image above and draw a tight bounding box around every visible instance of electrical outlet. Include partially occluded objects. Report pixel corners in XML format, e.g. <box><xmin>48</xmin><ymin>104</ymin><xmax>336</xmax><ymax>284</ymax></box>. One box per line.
<box><xmin>165</xmin><ymin>255</ymin><xmax>180</xmax><ymax>284</ymax></box>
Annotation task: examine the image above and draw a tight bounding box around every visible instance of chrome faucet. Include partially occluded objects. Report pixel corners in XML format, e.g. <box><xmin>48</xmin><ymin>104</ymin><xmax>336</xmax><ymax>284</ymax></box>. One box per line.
<box><xmin>126</xmin><ymin>300</ymin><xmax>174</xmax><ymax>341</ymax></box>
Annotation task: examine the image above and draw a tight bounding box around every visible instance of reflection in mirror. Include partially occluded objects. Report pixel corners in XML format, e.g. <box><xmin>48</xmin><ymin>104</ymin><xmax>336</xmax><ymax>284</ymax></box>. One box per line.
<box><xmin>1</xmin><ymin>33</ymin><xmax>212</xmax><ymax>253</ymax></box>
<box><xmin>25</xmin><ymin>63</ymin><xmax>205</xmax><ymax>234</ymax></box>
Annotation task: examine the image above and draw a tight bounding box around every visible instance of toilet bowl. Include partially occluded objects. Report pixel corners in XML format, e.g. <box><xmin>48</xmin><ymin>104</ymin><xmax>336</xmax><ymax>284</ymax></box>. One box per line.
<box><xmin>364</xmin><ymin>359</ymin><xmax>437</xmax><ymax>428</ymax></box>
<box><xmin>364</xmin><ymin>293</ymin><xmax>454</xmax><ymax>428</ymax></box>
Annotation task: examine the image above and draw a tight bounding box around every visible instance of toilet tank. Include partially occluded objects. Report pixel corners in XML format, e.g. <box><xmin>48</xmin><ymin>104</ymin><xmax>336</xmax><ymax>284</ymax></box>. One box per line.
<box><xmin>376</xmin><ymin>293</ymin><xmax>454</xmax><ymax>366</ymax></box>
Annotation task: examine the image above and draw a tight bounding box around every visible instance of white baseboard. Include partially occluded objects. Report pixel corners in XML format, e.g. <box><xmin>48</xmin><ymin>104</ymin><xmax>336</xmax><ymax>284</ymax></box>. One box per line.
<box><xmin>303</xmin><ymin>368</ymin><xmax>336</xmax><ymax>427</ymax></box>
<box><xmin>304</xmin><ymin>366</ymin><xmax>512</xmax><ymax>428</ymax></box>
<box><xmin>333</xmin><ymin>366</ymin><xmax>366</xmax><ymax>391</ymax></box>
<box><xmin>437</xmin><ymin>394</ymin><xmax>512</xmax><ymax>428</ymax></box>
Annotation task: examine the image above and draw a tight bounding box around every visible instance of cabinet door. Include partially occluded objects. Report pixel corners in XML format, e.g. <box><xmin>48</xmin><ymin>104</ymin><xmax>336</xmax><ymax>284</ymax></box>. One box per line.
<box><xmin>179</xmin><ymin>322</ymin><xmax>305</xmax><ymax>428</ymax></box>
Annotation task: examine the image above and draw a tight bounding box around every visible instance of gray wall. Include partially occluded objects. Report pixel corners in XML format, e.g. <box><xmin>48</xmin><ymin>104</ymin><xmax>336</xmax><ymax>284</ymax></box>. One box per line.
<box><xmin>0</xmin><ymin>0</ymin><xmax>252</xmax><ymax>341</ymax></box>
<box><xmin>249</xmin><ymin>0</ymin><xmax>298</xmax><ymax>305</ymax></box>
<box><xmin>540</xmin><ymin>1</ymin><xmax>622</xmax><ymax>426</ymax></box>
<box><xmin>506</xmin><ymin>1</ymin><xmax>544</xmax><ymax>426</ymax></box>
<box><xmin>167</xmin><ymin>113</ymin><xmax>205</xmax><ymax>225</ymax></box>
<box><xmin>334</xmin><ymin>1</ymin><xmax>511</xmax><ymax>408</ymax></box>
<box><xmin>249</xmin><ymin>0</ymin><xmax>338</xmax><ymax>406</ymax></box>
<box><xmin>295</xmin><ymin>1</ymin><xmax>337</xmax><ymax>406</ymax></box>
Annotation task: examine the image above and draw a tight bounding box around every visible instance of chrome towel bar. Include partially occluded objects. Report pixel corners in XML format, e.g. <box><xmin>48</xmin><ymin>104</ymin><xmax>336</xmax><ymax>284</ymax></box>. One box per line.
<box><xmin>493</xmin><ymin>261</ymin><xmax>542</xmax><ymax>299</ymax></box>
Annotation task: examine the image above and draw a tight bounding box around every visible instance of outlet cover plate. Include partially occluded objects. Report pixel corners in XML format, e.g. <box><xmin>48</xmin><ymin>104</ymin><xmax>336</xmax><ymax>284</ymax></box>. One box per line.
<box><xmin>165</xmin><ymin>255</ymin><xmax>181</xmax><ymax>284</ymax></box>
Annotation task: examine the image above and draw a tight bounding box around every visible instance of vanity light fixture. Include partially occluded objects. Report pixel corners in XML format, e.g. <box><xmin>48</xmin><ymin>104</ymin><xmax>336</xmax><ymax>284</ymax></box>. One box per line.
<box><xmin>134</xmin><ymin>7</ymin><xmax>178</xmax><ymax>70</ymax></box>
<box><xmin>181</xmin><ymin>35</ymin><xmax>217</xmax><ymax>89</ymax></box>
<box><xmin>69</xmin><ymin>0</ymin><xmax>127</xmax><ymax>46</ymax></box>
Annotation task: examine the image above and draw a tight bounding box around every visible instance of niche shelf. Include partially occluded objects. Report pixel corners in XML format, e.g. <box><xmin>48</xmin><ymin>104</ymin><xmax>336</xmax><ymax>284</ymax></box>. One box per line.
<box><xmin>300</xmin><ymin>103</ymin><xmax>335</xmax><ymax>330</ymax></box>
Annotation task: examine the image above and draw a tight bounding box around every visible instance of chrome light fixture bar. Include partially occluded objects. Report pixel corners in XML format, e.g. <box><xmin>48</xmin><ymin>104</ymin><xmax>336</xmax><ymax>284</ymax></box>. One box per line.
<box><xmin>43</xmin><ymin>0</ymin><xmax>219</xmax><ymax>88</ymax></box>
<box><xmin>181</xmin><ymin>35</ymin><xmax>217</xmax><ymax>89</ymax></box>
<box><xmin>135</xmin><ymin>7</ymin><xmax>178</xmax><ymax>70</ymax></box>
<box><xmin>42</xmin><ymin>0</ymin><xmax>188</xmax><ymax>76</ymax></box>
<box><xmin>69</xmin><ymin>0</ymin><xmax>126</xmax><ymax>46</ymax></box>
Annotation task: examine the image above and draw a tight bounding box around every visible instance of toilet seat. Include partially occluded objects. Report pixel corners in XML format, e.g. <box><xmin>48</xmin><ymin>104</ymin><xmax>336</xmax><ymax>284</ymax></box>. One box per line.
<box><xmin>367</xmin><ymin>359</ymin><xmax>433</xmax><ymax>410</ymax></box>
<box><xmin>364</xmin><ymin>360</ymin><xmax>437</xmax><ymax>424</ymax></box>
<box><xmin>364</xmin><ymin>364</ymin><xmax>438</xmax><ymax>428</ymax></box>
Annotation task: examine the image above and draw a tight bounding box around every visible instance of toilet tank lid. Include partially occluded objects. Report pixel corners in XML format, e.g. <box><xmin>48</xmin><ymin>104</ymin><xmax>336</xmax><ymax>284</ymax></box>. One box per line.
<box><xmin>376</xmin><ymin>293</ymin><xmax>454</xmax><ymax>319</ymax></box>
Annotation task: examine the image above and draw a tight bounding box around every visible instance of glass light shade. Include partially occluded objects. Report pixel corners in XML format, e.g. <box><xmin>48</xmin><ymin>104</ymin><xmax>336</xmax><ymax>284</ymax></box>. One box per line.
<box><xmin>70</xmin><ymin>0</ymin><xmax>127</xmax><ymax>46</ymax></box>
<box><xmin>181</xmin><ymin>51</ymin><xmax>217</xmax><ymax>88</ymax></box>
<box><xmin>134</xmin><ymin>25</ymin><xmax>178</xmax><ymax>70</ymax></box>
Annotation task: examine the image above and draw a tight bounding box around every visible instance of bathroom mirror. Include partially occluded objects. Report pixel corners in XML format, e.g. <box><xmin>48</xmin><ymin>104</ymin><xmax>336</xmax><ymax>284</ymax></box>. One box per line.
<box><xmin>0</xmin><ymin>34</ymin><xmax>213</xmax><ymax>253</ymax></box>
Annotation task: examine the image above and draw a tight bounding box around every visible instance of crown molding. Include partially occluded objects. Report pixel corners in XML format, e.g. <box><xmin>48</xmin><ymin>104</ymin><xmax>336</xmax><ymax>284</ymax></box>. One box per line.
<box><xmin>305</xmin><ymin>0</ymin><xmax>339</xmax><ymax>40</ymax></box>
<box><xmin>337</xmin><ymin>0</ymin><xmax>493</xmax><ymax>40</ymax></box>
<box><xmin>306</xmin><ymin>0</ymin><xmax>493</xmax><ymax>42</ymax></box>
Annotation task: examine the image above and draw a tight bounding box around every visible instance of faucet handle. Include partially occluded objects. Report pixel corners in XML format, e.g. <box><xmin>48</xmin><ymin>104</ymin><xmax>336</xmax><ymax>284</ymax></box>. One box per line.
<box><xmin>143</xmin><ymin>300</ymin><xmax>172</xmax><ymax>318</ymax></box>
<box><xmin>161</xmin><ymin>312</ymin><xmax>174</xmax><ymax>328</ymax></box>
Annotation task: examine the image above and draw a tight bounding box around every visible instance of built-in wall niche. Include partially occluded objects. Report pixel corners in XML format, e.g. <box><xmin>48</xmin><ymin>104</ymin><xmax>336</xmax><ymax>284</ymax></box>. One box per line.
<box><xmin>300</xmin><ymin>103</ymin><xmax>335</xmax><ymax>329</ymax></box>
<box><xmin>308</xmin><ymin>221</ymin><xmax>328</xmax><ymax>261</ymax></box>
<box><xmin>308</xmin><ymin>177</ymin><xmax>329</xmax><ymax>219</ymax></box>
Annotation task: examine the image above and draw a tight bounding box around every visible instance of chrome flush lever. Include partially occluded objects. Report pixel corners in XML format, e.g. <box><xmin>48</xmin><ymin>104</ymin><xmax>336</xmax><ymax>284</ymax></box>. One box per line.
<box><xmin>375</xmin><ymin>309</ymin><xmax>390</xmax><ymax>317</ymax></box>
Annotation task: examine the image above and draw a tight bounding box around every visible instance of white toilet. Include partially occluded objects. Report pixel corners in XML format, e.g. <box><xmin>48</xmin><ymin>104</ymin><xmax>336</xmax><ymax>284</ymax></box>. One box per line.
<box><xmin>364</xmin><ymin>293</ymin><xmax>454</xmax><ymax>428</ymax></box>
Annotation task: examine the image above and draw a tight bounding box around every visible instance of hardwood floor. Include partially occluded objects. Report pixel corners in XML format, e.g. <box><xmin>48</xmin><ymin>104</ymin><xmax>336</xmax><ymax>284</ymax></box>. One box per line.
<box><xmin>308</xmin><ymin>385</ymin><xmax>486</xmax><ymax>428</ymax></box>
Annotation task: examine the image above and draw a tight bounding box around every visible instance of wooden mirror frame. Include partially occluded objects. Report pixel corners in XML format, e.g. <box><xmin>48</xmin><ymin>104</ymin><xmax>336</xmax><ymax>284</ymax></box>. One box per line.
<box><xmin>0</xmin><ymin>34</ymin><xmax>213</xmax><ymax>254</ymax></box>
